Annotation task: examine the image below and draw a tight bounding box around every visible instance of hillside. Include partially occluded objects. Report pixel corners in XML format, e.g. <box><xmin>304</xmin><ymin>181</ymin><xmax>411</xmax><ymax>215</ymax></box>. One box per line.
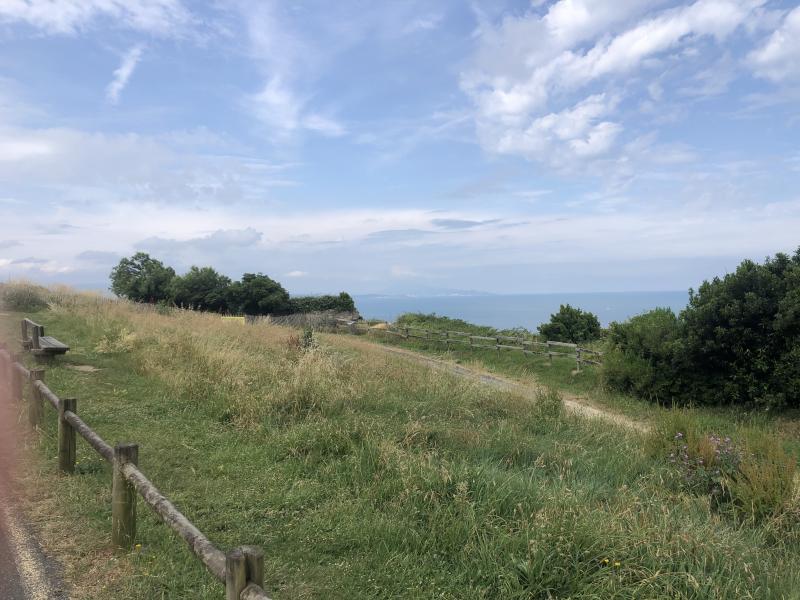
<box><xmin>1</xmin><ymin>289</ymin><xmax>799</xmax><ymax>598</ymax></box>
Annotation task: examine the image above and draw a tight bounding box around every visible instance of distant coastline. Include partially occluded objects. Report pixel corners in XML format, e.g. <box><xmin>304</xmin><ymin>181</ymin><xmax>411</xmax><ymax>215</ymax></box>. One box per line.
<box><xmin>353</xmin><ymin>290</ymin><xmax>689</xmax><ymax>329</ymax></box>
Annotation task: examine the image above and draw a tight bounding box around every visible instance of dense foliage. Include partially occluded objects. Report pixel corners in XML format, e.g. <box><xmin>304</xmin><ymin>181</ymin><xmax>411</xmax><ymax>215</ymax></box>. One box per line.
<box><xmin>289</xmin><ymin>292</ymin><xmax>356</xmax><ymax>314</ymax></box>
<box><xmin>109</xmin><ymin>253</ymin><xmax>356</xmax><ymax>317</ymax></box>
<box><xmin>604</xmin><ymin>249</ymin><xmax>800</xmax><ymax>408</ymax></box>
<box><xmin>110</xmin><ymin>252</ymin><xmax>176</xmax><ymax>303</ymax></box>
<box><xmin>171</xmin><ymin>266</ymin><xmax>232</xmax><ymax>312</ymax></box>
<box><xmin>538</xmin><ymin>304</ymin><xmax>602</xmax><ymax>343</ymax></box>
<box><xmin>227</xmin><ymin>273</ymin><xmax>292</xmax><ymax>315</ymax></box>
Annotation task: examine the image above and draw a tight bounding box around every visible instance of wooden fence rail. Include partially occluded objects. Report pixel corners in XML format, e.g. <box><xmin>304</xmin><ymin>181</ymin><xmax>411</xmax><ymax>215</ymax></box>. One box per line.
<box><xmin>0</xmin><ymin>337</ymin><xmax>272</xmax><ymax>600</ymax></box>
<box><xmin>336</xmin><ymin>322</ymin><xmax>603</xmax><ymax>370</ymax></box>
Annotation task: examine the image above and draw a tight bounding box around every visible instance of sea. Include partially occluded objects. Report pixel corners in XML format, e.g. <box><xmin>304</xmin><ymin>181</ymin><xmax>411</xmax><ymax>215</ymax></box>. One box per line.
<box><xmin>353</xmin><ymin>291</ymin><xmax>689</xmax><ymax>330</ymax></box>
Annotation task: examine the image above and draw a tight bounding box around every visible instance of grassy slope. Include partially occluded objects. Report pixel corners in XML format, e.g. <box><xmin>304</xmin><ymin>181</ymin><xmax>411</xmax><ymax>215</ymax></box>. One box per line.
<box><xmin>2</xmin><ymin>298</ymin><xmax>800</xmax><ymax>599</ymax></box>
<box><xmin>360</xmin><ymin>323</ymin><xmax>800</xmax><ymax>456</ymax></box>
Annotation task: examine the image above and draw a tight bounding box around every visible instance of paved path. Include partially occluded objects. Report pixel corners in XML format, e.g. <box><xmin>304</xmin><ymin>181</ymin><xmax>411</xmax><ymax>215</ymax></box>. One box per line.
<box><xmin>0</xmin><ymin>373</ymin><xmax>68</xmax><ymax>600</ymax></box>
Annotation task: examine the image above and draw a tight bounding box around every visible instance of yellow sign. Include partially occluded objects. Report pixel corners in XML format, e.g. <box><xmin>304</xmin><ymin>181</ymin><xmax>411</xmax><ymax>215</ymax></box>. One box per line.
<box><xmin>221</xmin><ymin>316</ymin><xmax>246</xmax><ymax>324</ymax></box>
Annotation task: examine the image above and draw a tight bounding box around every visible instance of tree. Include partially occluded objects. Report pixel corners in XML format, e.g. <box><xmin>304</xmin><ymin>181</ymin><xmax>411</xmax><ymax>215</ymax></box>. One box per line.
<box><xmin>110</xmin><ymin>252</ymin><xmax>175</xmax><ymax>303</ymax></box>
<box><xmin>538</xmin><ymin>304</ymin><xmax>601</xmax><ymax>343</ymax></box>
<box><xmin>603</xmin><ymin>248</ymin><xmax>800</xmax><ymax>408</ymax></box>
<box><xmin>289</xmin><ymin>292</ymin><xmax>357</xmax><ymax>313</ymax></box>
<box><xmin>227</xmin><ymin>273</ymin><xmax>291</xmax><ymax>315</ymax></box>
<box><xmin>170</xmin><ymin>266</ymin><xmax>232</xmax><ymax>312</ymax></box>
<box><xmin>679</xmin><ymin>249</ymin><xmax>800</xmax><ymax>407</ymax></box>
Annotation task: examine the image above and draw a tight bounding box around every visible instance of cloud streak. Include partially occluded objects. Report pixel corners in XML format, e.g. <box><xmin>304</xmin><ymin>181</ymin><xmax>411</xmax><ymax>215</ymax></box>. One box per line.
<box><xmin>106</xmin><ymin>45</ymin><xmax>145</xmax><ymax>104</ymax></box>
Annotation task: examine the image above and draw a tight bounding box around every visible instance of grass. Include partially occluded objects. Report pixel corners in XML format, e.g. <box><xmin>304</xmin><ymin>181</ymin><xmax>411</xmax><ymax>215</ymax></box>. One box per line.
<box><xmin>1</xmin><ymin>290</ymin><xmax>800</xmax><ymax>598</ymax></box>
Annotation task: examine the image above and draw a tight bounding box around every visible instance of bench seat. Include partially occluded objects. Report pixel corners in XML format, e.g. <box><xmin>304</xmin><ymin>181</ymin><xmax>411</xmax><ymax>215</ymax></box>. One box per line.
<box><xmin>33</xmin><ymin>336</ymin><xmax>70</xmax><ymax>355</ymax></box>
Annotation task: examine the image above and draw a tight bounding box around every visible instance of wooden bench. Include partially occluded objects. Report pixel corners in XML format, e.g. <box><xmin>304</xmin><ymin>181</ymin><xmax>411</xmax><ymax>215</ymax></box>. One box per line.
<box><xmin>21</xmin><ymin>318</ymin><xmax>70</xmax><ymax>358</ymax></box>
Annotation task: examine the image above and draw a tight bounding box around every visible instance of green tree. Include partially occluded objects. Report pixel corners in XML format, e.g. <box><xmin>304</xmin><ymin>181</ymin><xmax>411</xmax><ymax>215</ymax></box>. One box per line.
<box><xmin>228</xmin><ymin>273</ymin><xmax>291</xmax><ymax>315</ymax></box>
<box><xmin>110</xmin><ymin>252</ymin><xmax>175</xmax><ymax>303</ymax></box>
<box><xmin>538</xmin><ymin>304</ymin><xmax>601</xmax><ymax>343</ymax></box>
<box><xmin>679</xmin><ymin>249</ymin><xmax>800</xmax><ymax>407</ymax></box>
<box><xmin>170</xmin><ymin>266</ymin><xmax>232</xmax><ymax>312</ymax></box>
<box><xmin>289</xmin><ymin>292</ymin><xmax>357</xmax><ymax>313</ymax></box>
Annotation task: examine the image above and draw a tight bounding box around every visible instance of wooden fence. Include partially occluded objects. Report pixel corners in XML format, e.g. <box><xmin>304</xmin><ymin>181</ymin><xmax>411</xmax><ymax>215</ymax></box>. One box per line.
<box><xmin>0</xmin><ymin>337</ymin><xmax>272</xmax><ymax>600</ymax></box>
<box><xmin>337</xmin><ymin>322</ymin><xmax>603</xmax><ymax>370</ymax></box>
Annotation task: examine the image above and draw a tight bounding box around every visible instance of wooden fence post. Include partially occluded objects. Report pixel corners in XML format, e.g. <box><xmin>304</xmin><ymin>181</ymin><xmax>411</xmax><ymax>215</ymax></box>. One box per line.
<box><xmin>226</xmin><ymin>547</ymin><xmax>247</xmax><ymax>600</ymax></box>
<box><xmin>576</xmin><ymin>349</ymin><xmax>582</xmax><ymax>373</ymax></box>
<box><xmin>30</xmin><ymin>325</ymin><xmax>41</xmax><ymax>351</ymax></box>
<box><xmin>58</xmin><ymin>398</ymin><xmax>77</xmax><ymax>473</ymax></box>
<box><xmin>243</xmin><ymin>546</ymin><xmax>265</xmax><ymax>589</ymax></box>
<box><xmin>547</xmin><ymin>342</ymin><xmax>553</xmax><ymax>366</ymax></box>
<box><xmin>28</xmin><ymin>368</ymin><xmax>45</xmax><ymax>428</ymax></box>
<box><xmin>112</xmin><ymin>443</ymin><xmax>138</xmax><ymax>550</ymax></box>
<box><xmin>11</xmin><ymin>354</ymin><xmax>23</xmax><ymax>404</ymax></box>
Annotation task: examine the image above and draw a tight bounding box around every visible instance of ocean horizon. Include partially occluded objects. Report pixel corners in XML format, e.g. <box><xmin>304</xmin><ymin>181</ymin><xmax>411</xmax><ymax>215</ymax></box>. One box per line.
<box><xmin>353</xmin><ymin>290</ymin><xmax>689</xmax><ymax>330</ymax></box>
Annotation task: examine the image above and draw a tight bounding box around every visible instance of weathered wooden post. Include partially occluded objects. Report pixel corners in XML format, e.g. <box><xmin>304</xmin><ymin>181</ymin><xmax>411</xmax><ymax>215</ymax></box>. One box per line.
<box><xmin>58</xmin><ymin>398</ymin><xmax>77</xmax><ymax>473</ymax></box>
<box><xmin>226</xmin><ymin>547</ymin><xmax>248</xmax><ymax>599</ymax></box>
<box><xmin>576</xmin><ymin>349</ymin><xmax>582</xmax><ymax>373</ymax></box>
<box><xmin>112</xmin><ymin>443</ymin><xmax>138</xmax><ymax>550</ymax></box>
<box><xmin>10</xmin><ymin>353</ymin><xmax>23</xmax><ymax>403</ymax></box>
<box><xmin>243</xmin><ymin>546</ymin><xmax>265</xmax><ymax>589</ymax></box>
<box><xmin>547</xmin><ymin>342</ymin><xmax>553</xmax><ymax>366</ymax></box>
<box><xmin>28</xmin><ymin>368</ymin><xmax>45</xmax><ymax>427</ymax></box>
<box><xmin>20</xmin><ymin>320</ymin><xmax>31</xmax><ymax>351</ymax></box>
<box><xmin>30</xmin><ymin>325</ymin><xmax>42</xmax><ymax>351</ymax></box>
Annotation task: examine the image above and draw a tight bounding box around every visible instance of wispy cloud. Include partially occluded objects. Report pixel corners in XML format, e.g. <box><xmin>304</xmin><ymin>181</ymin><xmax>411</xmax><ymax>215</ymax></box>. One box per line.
<box><xmin>0</xmin><ymin>0</ymin><xmax>191</xmax><ymax>37</ymax></box>
<box><xmin>106</xmin><ymin>44</ymin><xmax>145</xmax><ymax>104</ymax></box>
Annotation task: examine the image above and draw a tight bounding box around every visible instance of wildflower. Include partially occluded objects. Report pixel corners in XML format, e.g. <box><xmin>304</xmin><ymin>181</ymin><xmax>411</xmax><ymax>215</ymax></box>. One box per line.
<box><xmin>614</xmin><ymin>561</ymin><xmax>621</xmax><ymax>568</ymax></box>
<box><xmin>601</xmin><ymin>558</ymin><xmax>609</xmax><ymax>565</ymax></box>
<box><xmin>134</xmin><ymin>544</ymin><xmax>142</xmax><ymax>551</ymax></box>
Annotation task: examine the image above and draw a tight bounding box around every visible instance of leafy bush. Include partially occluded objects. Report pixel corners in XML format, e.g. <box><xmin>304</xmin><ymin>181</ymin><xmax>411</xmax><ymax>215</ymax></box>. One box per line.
<box><xmin>605</xmin><ymin>249</ymin><xmax>800</xmax><ymax>408</ymax></box>
<box><xmin>538</xmin><ymin>304</ymin><xmax>601</xmax><ymax>343</ymax></box>
<box><xmin>0</xmin><ymin>282</ymin><xmax>49</xmax><ymax>311</ymax></box>
<box><xmin>290</xmin><ymin>292</ymin><xmax>356</xmax><ymax>314</ymax></box>
<box><xmin>680</xmin><ymin>250</ymin><xmax>800</xmax><ymax>408</ymax></box>
<box><xmin>602</xmin><ymin>308</ymin><xmax>683</xmax><ymax>402</ymax></box>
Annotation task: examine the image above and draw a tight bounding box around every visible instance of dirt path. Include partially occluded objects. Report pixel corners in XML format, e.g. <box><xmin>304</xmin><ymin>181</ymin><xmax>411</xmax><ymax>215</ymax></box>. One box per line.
<box><xmin>0</xmin><ymin>374</ymin><xmax>68</xmax><ymax>599</ymax></box>
<box><xmin>369</xmin><ymin>343</ymin><xmax>650</xmax><ymax>433</ymax></box>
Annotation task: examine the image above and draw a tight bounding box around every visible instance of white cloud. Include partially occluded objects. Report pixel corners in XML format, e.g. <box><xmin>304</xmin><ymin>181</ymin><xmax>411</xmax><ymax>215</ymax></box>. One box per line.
<box><xmin>0</xmin><ymin>137</ymin><xmax>54</xmax><ymax>161</ymax></box>
<box><xmin>106</xmin><ymin>45</ymin><xmax>145</xmax><ymax>104</ymax></box>
<box><xmin>0</xmin><ymin>0</ymin><xmax>191</xmax><ymax>37</ymax></box>
<box><xmin>285</xmin><ymin>270</ymin><xmax>307</xmax><ymax>278</ymax></box>
<box><xmin>463</xmin><ymin>0</ymin><xmax>766</xmax><ymax>170</ymax></box>
<box><xmin>748</xmin><ymin>6</ymin><xmax>800</xmax><ymax>83</ymax></box>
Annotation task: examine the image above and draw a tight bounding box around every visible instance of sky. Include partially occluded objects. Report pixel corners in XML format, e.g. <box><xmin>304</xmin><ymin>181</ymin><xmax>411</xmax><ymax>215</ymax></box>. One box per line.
<box><xmin>1</xmin><ymin>0</ymin><xmax>799</xmax><ymax>296</ymax></box>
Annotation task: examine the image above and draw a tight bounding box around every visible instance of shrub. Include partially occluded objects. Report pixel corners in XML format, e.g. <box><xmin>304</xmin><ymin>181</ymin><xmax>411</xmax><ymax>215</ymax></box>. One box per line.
<box><xmin>602</xmin><ymin>308</ymin><xmax>683</xmax><ymax>403</ymax></box>
<box><xmin>0</xmin><ymin>282</ymin><xmax>49</xmax><ymax>311</ymax></box>
<box><xmin>227</xmin><ymin>273</ymin><xmax>291</xmax><ymax>316</ymax></box>
<box><xmin>538</xmin><ymin>304</ymin><xmax>601</xmax><ymax>343</ymax></box>
<box><xmin>606</xmin><ymin>248</ymin><xmax>800</xmax><ymax>408</ymax></box>
<box><xmin>290</xmin><ymin>292</ymin><xmax>357</xmax><ymax>314</ymax></box>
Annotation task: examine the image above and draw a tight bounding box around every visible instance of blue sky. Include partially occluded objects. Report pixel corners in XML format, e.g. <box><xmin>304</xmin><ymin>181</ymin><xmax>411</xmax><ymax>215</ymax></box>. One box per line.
<box><xmin>1</xmin><ymin>0</ymin><xmax>799</xmax><ymax>295</ymax></box>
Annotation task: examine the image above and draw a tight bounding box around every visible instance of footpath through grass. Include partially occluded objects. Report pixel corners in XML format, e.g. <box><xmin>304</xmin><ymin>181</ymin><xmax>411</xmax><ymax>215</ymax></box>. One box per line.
<box><xmin>359</xmin><ymin>318</ymin><xmax>800</xmax><ymax>457</ymax></box>
<box><xmin>2</xmin><ymin>294</ymin><xmax>800</xmax><ymax>598</ymax></box>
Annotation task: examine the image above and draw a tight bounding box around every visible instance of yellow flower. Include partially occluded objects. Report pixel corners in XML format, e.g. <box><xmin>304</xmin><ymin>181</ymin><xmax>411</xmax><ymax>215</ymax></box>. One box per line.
<box><xmin>614</xmin><ymin>561</ymin><xmax>621</xmax><ymax>568</ymax></box>
<box><xmin>134</xmin><ymin>544</ymin><xmax>142</xmax><ymax>551</ymax></box>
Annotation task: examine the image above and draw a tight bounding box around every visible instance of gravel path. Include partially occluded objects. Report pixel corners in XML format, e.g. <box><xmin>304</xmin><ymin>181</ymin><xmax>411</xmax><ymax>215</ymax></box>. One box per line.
<box><xmin>372</xmin><ymin>343</ymin><xmax>650</xmax><ymax>433</ymax></box>
<box><xmin>0</xmin><ymin>378</ymin><xmax>68</xmax><ymax>600</ymax></box>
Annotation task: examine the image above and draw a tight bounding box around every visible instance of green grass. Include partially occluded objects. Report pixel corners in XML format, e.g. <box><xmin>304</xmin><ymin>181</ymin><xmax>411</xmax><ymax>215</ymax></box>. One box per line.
<box><xmin>359</xmin><ymin>325</ymin><xmax>800</xmax><ymax>458</ymax></box>
<box><xmin>2</xmin><ymin>295</ymin><xmax>800</xmax><ymax>599</ymax></box>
